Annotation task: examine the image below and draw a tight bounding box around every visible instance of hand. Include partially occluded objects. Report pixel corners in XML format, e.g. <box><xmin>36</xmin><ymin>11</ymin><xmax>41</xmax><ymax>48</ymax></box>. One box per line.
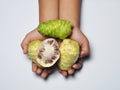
<box><xmin>59</xmin><ymin>27</ymin><xmax>90</xmax><ymax>77</ymax></box>
<box><xmin>21</xmin><ymin>29</ymin><xmax>54</xmax><ymax>79</ymax></box>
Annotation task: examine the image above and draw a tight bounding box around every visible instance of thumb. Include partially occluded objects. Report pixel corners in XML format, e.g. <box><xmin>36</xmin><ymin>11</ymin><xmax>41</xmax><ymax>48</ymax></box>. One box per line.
<box><xmin>21</xmin><ymin>35</ymin><xmax>31</xmax><ymax>54</ymax></box>
<box><xmin>80</xmin><ymin>40</ymin><xmax>90</xmax><ymax>57</ymax></box>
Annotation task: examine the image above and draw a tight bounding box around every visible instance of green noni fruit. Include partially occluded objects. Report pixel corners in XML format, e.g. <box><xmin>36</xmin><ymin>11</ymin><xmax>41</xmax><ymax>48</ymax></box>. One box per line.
<box><xmin>28</xmin><ymin>40</ymin><xmax>42</xmax><ymax>68</ymax></box>
<box><xmin>37</xmin><ymin>20</ymin><xmax>72</xmax><ymax>40</ymax></box>
<box><xmin>58</xmin><ymin>39</ymin><xmax>80</xmax><ymax>70</ymax></box>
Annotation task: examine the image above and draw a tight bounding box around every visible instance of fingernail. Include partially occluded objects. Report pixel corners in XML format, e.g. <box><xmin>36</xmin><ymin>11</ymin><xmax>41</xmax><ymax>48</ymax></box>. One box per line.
<box><xmin>80</xmin><ymin>52</ymin><xmax>85</xmax><ymax>58</ymax></box>
<box><xmin>72</xmin><ymin>64</ymin><xmax>78</xmax><ymax>69</ymax></box>
<box><xmin>68</xmin><ymin>69</ymin><xmax>74</xmax><ymax>75</ymax></box>
<box><xmin>41</xmin><ymin>73</ymin><xmax>48</xmax><ymax>79</ymax></box>
<box><xmin>36</xmin><ymin>69</ymin><xmax>42</xmax><ymax>74</ymax></box>
<box><xmin>62</xmin><ymin>71</ymin><xmax>67</xmax><ymax>77</ymax></box>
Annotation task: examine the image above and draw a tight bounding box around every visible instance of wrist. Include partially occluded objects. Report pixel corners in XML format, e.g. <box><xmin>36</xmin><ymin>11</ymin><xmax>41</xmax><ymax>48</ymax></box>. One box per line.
<box><xmin>39</xmin><ymin>17</ymin><xmax>58</xmax><ymax>24</ymax></box>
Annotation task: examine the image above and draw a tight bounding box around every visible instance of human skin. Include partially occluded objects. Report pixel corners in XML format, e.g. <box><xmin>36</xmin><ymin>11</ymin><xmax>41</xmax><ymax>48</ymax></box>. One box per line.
<box><xmin>59</xmin><ymin>0</ymin><xmax>89</xmax><ymax>76</ymax></box>
<box><xmin>21</xmin><ymin>0</ymin><xmax>89</xmax><ymax>78</ymax></box>
<box><xmin>21</xmin><ymin>0</ymin><xmax>59</xmax><ymax>79</ymax></box>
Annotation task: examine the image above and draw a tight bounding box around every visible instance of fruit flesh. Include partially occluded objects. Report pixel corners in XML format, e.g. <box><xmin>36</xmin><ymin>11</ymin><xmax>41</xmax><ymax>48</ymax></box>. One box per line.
<box><xmin>36</xmin><ymin>38</ymin><xmax>60</xmax><ymax>68</ymax></box>
<box><xmin>28</xmin><ymin>39</ymin><xmax>60</xmax><ymax>68</ymax></box>
<box><xmin>37</xmin><ymin>20</ymin><xmax>72</xmax><ymax>39</ymax></box>
<box><xmin>58</xmin><ymin>39</ymin><xmax>80</xmax><ymax>70</ymax></box>
<box><xmin>28</xmin><ymin>39</ymin><xmax>79</xmax><ymax>70</ymax></box>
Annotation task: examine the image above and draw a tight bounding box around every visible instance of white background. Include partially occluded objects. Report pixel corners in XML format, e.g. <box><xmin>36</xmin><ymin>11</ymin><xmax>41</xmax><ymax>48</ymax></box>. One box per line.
<box><xmin>0</xmin><ymin>0</ymin><xmax>120</xmax><ymax>90</ymax></box>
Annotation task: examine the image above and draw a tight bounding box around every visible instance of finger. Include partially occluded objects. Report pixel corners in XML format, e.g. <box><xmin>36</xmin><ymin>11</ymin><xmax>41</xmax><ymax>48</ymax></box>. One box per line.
<box><xmin>68</xmin><ymin>69</ymin><xmax>75</xmax><ymax>75</ymax></box>
<box><xmin>60</xmin><ymin>70</ymin><xmax>68</xmax><ymax>77</ymax></box>
<box><xmin>72</xmin><ymin>59</ymin><xmax>82</xmax><ymax>69</ymax></box>
<box><xmin>41</xmin><ymin>69</ymin><xmax>49</xmax><ymax>79</ymax></box>
<box><xmin>32</xmin><ymin>62</ymin><xmax>37</xmax><ymax>72</ymax></box>
<box><xmin>40</xmin><ymin>67</ymin><xmax>54</xmax><ymax>79</ymax></box>
<box><xmin>72</xmin><ymin>63</ymin><xmax>82</xmax><ymax>69</ymax></box>
<box><xmin>21</xmin><ymin>34</ymin><xmax>31</xmax><ymax>54</ymax></box>
<box><xmin>36</xmin><ymin>68</ymin><xmax>42</xmax><ymax>74</ymax></box>
<box><xmin>80</xmin><ymin>40</ymin><xmax>90</xmax><ymax>57</ymax></box>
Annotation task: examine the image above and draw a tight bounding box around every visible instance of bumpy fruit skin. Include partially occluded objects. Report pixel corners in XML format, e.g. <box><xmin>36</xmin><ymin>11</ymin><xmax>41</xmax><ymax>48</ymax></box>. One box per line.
<box><xmin>28</xmin><ymin>40</ymin><xmax>43</xmax><ymax>68</ymax></box>
<box><xmin>37</xmin><ymin>20</ymin><xmax>72</xmax><ymax>40</ymax></box>
<box><xmin>58</xmin><ymin>39</ymin><xmax>80</xmax><ymax>70</ymax></box>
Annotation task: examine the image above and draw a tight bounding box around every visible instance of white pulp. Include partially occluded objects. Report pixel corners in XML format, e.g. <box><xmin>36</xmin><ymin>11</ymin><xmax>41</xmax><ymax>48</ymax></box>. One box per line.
<box><xmin>42</xmin><ymin>43</ymin><xmax>55</xmax><ymax>60</ymax></box>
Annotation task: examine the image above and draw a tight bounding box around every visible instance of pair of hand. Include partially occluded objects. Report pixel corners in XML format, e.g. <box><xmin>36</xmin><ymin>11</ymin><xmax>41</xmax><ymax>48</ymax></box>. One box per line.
<box><xmin>21</xmin><ymin>27</ymin><xmax>89</xmax><ymax>79</ymax></box>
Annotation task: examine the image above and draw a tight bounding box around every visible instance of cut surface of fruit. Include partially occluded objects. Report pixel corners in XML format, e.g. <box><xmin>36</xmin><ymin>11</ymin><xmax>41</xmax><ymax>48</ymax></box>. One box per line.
<box><xmin>36</xmin><ymin>38</ymin><xmax>60</xmax><ymax>67</ymax></box>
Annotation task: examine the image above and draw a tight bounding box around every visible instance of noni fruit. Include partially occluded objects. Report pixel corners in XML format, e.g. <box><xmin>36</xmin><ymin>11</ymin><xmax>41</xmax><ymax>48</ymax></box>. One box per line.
<box><xmin>58</xmin><ymin>39</ymin><xmax>80</xmax><ymax>70</ymax></box>
<box><xmin>28</xmin><ymin>39</ymin><xmax>60</xmax><ymax>68</ymax></box>
<box><xmin>37</xmin><ymin>20</ymin><xmax>72</xmax><ymax>39</ymax></box>
<box><xmin>28</xmin><ymin>40</ymin><xmax>43</xmax><ymax>68</ymax></box>
<box><xmin>36</xmin><ymin>38</ymin><xmax>60</xmax><ymax>68</ymax></box>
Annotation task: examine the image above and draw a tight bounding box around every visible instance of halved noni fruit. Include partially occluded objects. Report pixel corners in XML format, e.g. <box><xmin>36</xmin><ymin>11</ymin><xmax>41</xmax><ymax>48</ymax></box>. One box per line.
<box><xmin>36</xmin><ymin>38</ymin><xmax>60</xmax><ymax>68</ymax></box>
<box><xmin>28</xmin><ymin>38</ymin><xmax>60</xmax><ymax>68</ymax></box>
<box><xmin>58</xmin><ymin>39</ymin><xmax>80</xmax><ymax>70</ymax></box>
